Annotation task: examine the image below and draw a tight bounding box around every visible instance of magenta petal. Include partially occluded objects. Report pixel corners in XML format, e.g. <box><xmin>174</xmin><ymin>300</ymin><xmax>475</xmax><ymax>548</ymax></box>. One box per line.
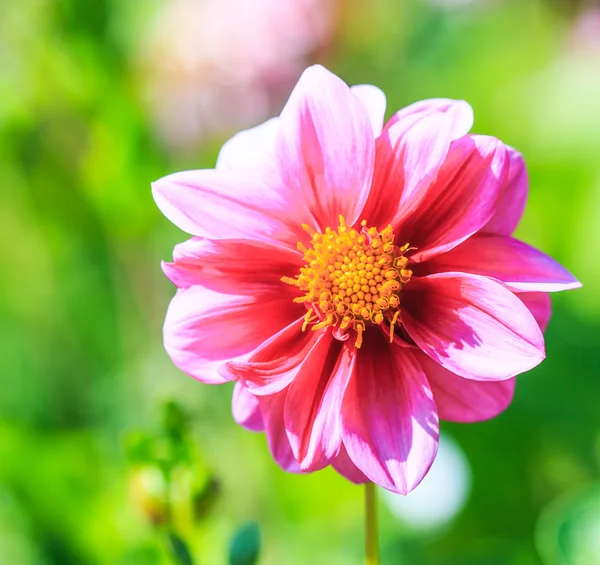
<box><xmin>276</xmin><ymin>65</ymin><xmax>375</xmax><ymax>229</ymax></box>
<box><xmin>285</xmin><ymin>342</ymin><xmax>355</xmax><ymax>471</ymax></box>
<box><xmin>362</xmin><ymin>99</ymin><xmax>473</xmax><ymax>229</ymax></box>
<box><xmin>259</xmin><ymin>390</ymin><xmax>301</xmax><ymax>473</ymax></box>
<box><xmin>363</xmin><ymin>112</ymin><xmax>454</xmax><ymax>228</ymax></box>
<box><xmin>483</xmin><ymin>147</ymin><xmax>528</xmax><ymax>235</ymax></box>
<box><xmin>228</xmin><ymin>320</ymin><xmax>333</xmax><ymax>396</ymax></box>
<box><xmin>331</xmin><ymin>444</ymin><xmax>369</xmax><ymax>485</ymax></box>
<box><xmin>162</xmin><ymin>237</ymin><xmax>302</xmax><ymax>292</ymax></box>
<box><xmin>350</xmin><ymin>84</ymin><xmax>387</xmax><ymax>137</ymax></box>
<box><xmin>399</xmin><ymin>135</ymin><xmax>509</xmax><ymax>262</ymax></box>
<box><xmin>418</xmin><ymin>352</ymin><xmax>515</xmax><ymax>423</ymax></box>
<box><xmin>152</xmin><ymin>169</ymin><xmax>307</xmax><ymax>249</ymax></box>
<box><xmin>518</xmin><ymin>292</ymin><xmax>551</xmax><ymax>331</ymax></box>
<box><xmin>419</xmin><ymin>233</ymin><xmax>582</xmax><ymax>293</ymax></box>
<box><xmin>232</xmin><ymin>382</ymin><xmax>264</xmax><ymax>432</ymax></box>
<box><xmin>341</xmin><ymin>334</ymin><xmax>439</xmax><ymax>495</ymax></box>
<box><xmin>402</xmin><ymin>273</ymin><xmax>545</xmax><ymax>381</ymax></box>
<box><xmin>163</xmin><ymin>286</ymin><xmax>302</xmax><ymax>384</ymax></box>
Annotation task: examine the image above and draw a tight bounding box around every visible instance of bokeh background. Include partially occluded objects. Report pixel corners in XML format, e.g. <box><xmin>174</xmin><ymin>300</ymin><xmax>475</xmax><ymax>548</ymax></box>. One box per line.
<box><xmin>1</xmin><ymin>0</ymin><xmax>599</xmax><ymax>563</ymax></box>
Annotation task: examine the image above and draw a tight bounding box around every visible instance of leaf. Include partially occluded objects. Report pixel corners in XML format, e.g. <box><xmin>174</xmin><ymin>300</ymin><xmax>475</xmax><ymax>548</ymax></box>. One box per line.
<box><xmin>228</xmin><ymin>523</ymin><xmax>260</xmax><ymax>565</ymax></box>
<box><xmin>124</xmin><ymin>432</ymin><xmax>156</xmax><ymax>465</ymax></box>
<box><xmin>167</xmin><ymin>531</ymin><xmax>195</xmax><ymax>565</ymax></box>
<box><xmin>161</xmin><ymin>400</ymin><xmax>190</xmax><ymax>441</ymax></box>
<box><xmin>192</xmin><ymin>477</ymin><xmax>220</xmax><ymax>521</ymax></box>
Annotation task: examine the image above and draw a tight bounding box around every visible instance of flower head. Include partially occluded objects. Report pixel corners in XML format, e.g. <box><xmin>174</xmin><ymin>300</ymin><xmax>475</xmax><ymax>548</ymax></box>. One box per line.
<box><xmin>153</xmin><ymin>65</ymin><xmax>580</xmax><ymax>494</ymax></box>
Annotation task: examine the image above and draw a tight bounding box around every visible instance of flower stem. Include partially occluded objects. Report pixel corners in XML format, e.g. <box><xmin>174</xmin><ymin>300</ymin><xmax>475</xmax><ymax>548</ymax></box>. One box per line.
<box><xmin>365</xmin><ymin>482</ymin><xmax>379</xmax><ymax>565</ymax></box>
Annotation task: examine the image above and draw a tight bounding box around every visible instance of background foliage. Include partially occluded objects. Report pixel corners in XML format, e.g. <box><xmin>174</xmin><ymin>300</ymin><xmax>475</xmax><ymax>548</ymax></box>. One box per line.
<box><xmin>1</xmin><ymin>0</ymin><xmax>599</xmax><ymax>563</ymax></box>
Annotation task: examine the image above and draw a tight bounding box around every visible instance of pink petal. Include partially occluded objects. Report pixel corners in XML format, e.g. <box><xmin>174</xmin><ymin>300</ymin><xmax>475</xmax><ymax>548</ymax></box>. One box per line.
<box><xmin>228</xmin><ymin>320</ymin><xmax>333</xmax><ymax>396</ymax></box>
<box><xmin>163</xmin><ymin>286</ymin><xmax>302</xmax><ymax>384</ymax></box>
<box><xmin>384</xmin><ymin>98</ymin><xmax>474</xmax><ymax>140</ymax></box>
<box><xmin>232</xmin><ymin>382</ymin><xmax>264</xmax><ymax>432</ymax></box>
<box><xmin>216</xmin><ymin>117</ymin><xmax>279</xmax><ymax>176</ymax></box>
<box><xmin>276</xmin><ymin>65</ymin><xmax>375</xmax><ymax>229</ymax></box>
<box><xmin>397</xmin><ymin>135</ymin><xmax>509</xmax><ymax>263</ymax></box>
<box><xmin>361</xmin><ymin>99</ymin><xmax>473</xmax><ymax>228</ymax></box>
<box><xmin>418</xmin><ymin>233</ymin><xmax>581</xmax><ymax>292</ymax></box>
<box><xmin>162</xmin><ymin>237</ymin><xmax>303</xmax><ymax>292</ymax></box>
<box><xmin>483</xmin><ymin>147</ymin><xmax>528</xmax><ymax>235</ymax></box>
<box><xmin>285</xmin><ymin>342</ymin><xmax>356</xmax><ymax>471</ymax></box>
<box><xmin>518</xmin><ymin>292</ymin><xmax>551</xmax><ymax>331</ymax></box>
<box><xmin>341</xmin><ymin>333</ymin><xmax>439</xmax><ymax>495</ymax></box>
<box><xmin>259</xmin><ymin>389</ymin><xmax>301</xmax><ymax>473</ymax></box>
<box><xmin>362</xmin><ymin>112</ymin><xmax>454</xmax><ymax>228</ymax></box>
<box><xmin>402</xmin><ymin>273</ymin><xmax>546</xmax><ymax>381</ymax></box>
<box><xmin>331</xmin><ymin>443</ymin><xmax>369</xmax><ymax>485</ymax></box>
<box><xmin>152</xmin><ymin>169</ymin><xmax>308</xmax><ymax>249</ymax></box>
<box><xmin>417</xmin><ymin>352</ymin><xmax>515</xmax><ymax>423</ymax></box>
<box><xmin>350</xmin><ymin>84</ymin><xmax>387</xmax><ymax>137</ymax></box>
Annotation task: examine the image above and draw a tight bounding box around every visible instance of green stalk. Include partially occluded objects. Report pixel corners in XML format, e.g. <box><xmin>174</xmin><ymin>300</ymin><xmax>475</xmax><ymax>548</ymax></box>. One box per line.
<box><xmin>365</xmin><ymin>482</ymin><xmax>379</xmax><ymax>565</ymax></box>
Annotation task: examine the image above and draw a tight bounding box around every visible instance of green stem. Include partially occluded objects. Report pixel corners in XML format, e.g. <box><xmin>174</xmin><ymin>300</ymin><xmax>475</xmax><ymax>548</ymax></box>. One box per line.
<box><xmin>365</xmin><ymin>482</ymin><xmax>379</xmax><ymax>565</ymax></box>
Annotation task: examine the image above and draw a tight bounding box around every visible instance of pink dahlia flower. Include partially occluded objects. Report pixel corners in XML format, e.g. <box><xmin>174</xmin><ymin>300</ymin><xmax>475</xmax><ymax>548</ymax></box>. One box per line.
<box><xmin>153</xmin><ymin>66</ymin><xmax>580</xmax><ymax>494</ymax></box>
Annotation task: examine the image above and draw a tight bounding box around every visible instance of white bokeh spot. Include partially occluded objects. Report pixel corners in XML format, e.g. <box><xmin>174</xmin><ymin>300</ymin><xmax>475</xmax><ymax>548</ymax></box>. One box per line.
<box><xmin>382</xmin><ymin>434</ymin><xmax>471</xmax><ymax>530</ymax></box>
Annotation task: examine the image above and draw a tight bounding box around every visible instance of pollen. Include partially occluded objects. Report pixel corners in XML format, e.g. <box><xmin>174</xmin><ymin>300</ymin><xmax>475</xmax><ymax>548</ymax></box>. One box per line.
<box><xmin>282</xmin><ymin>215</ymin><xmax>412</xmax><ymax>348</ymax></box>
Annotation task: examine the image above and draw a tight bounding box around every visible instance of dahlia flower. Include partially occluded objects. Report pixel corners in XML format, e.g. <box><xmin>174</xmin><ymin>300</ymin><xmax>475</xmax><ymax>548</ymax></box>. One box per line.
<box><xmin>153</xmin><ymin>65</ymin><xmax>580</xmax><ymax>494</ymax></box>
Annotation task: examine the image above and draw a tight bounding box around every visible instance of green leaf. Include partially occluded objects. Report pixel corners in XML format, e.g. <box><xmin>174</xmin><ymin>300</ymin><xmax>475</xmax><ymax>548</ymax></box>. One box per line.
<box><xmin>161</xmin><ymin>400</ymin><xmax>189</xmax><ymax>441</ymax></box>
<box><xmin>167</xmin><ymin>532</ymin><xmax>195</xmax><ymax>565</ymax></box>
<box><xmin>192</xmin><ymin>477</ymin><xmax>220</xmax><ymax>522</ymax></box>
<box><xmin>124</xmin><ymin>432</ymin><xmax>156</xmax><ymax>465</ymax></box>
<box><xmin>228</xmin><ymin>523</ymin><xmax>260</xmax><ymax>565</ymax></box>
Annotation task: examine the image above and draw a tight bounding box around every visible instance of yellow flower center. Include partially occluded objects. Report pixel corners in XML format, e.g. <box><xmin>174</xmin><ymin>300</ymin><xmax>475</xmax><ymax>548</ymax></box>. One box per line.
<box><xmin>282</xmin><ymin>215</ymin><xmax>412</xmax><ymax>348</ymax></box>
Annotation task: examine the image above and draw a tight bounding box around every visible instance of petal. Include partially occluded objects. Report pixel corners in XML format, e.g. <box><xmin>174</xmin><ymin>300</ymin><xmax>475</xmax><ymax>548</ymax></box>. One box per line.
<box><xmin>259</xmin><ymin>389</ymin><xmax>301</xmax><ymax>473</ymax></box>
<box><xmin>232</xmin><ymin>382</ymin><xmax>264</xmax><ymax>432</ymax></box>
<box><xmin>228</xmin><ymin>320</ymin><xmax>334</xmax><ymax>396</ymax></box>
<box><xmin>341</xmin><ymin>333</ymin><xmax>439</xmax><ymax>495</ymax></box>
<box><xmin>216</xmin><ymin>117</ymin><xmax>279</xmax><ymax>176</ymax></box>
<box><xmin>398</xmin><ymin>135</ymin><xmax>509</xmax><ymax>262</ymax></box>
<box><xmin>152</xmin><ymin>169</ymin><xmax>308</xmax><ymax>249</ymax></box>
<box><xmin>162</xmin><ymin>237</ymin><xmax>303</xmax><ymax>292</ymax></box>
<box><xmin>350</xmin><ymin>84</ymin><xmax>387</xmax><ymax>137</ymax></box>
<box><xmin>402</xmin><ymin>273</ymin><xmax>546</xmax><ymax>381</ymax></box>
<box><xmin>163</xmin><ymin>286</ymin><xmax>302</xmax><ymax>384</ymax></box>
<box><xmin>384</xmin><ymin>98</ymin><xmax>474</xmax><ymax>140</ymax></box>
<box><xmin>331</xmin><ymin>443</ymin><xmax>369</xmax><ymax>485</ymax></box>
<box><xmin>362</xmin><ymin>112</ymin><xmax>454</xmax><ymax>228</ymax></box>
<box><xmin>276</xmin><ymin>65</ymin><xmax>375</xmax><ymax>229</ymax></box>
<box><xmin>362</xmin><ymin>99</ymin><xmax>473</xmax><ymax>228</ymax></box>
<box><xmin>285</xmin><ymin>341</ymin><xmax>355</xmax><ymax>471</ymax></box>
<box><xmin>418</xmin><ymin>234</ymin><xmax>582</xmax><ymax>292</ymax></box>
<box><xmin>483</xmin><ymin>147</ymin><xmax>528</xmax><ymax>235</ymax></box>
<box><xmin>518</xmin><ymin>292</ymin><xmax>551</xmax><ymax>332</ymax></box>
<box><xmin>417</xmin><ymin>352</ymin><xmax>515</xmax><ymax>423</ymax></box>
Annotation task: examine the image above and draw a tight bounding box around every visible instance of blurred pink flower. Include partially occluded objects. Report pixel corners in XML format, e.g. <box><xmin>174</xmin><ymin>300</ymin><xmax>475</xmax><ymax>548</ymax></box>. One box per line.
<box><xmin>570</xmin><ymin>5</ymin><xmax>600</xmax><ymax>54</ymax></box>
<box><xmin>140</xmin><ymin>0</ymin><xmax>335</xmax><ymax>150</ymax></box>
<box><xmin>153</xmin><ymin>66</ymin><xmax>580</xmax><ymax>494</ymax></box>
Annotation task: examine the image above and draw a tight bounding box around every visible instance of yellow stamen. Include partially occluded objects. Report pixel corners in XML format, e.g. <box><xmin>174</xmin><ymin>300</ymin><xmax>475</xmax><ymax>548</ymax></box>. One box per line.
<box><xmin>282</xmin><ymin>217</ymin><xmax>412</xmax><ymax>348</ymax></box>
<box><xmin>312</xmin><ymin>313</ymin><xmax>335</xmax><ymax>331</ymax></box>
<box><xmin>281</xmin><ymin>276</ymin><xmax>300</xmax><ymax>287</ymax></box>
<box><xmin>302</xmin><ymin>310</ymin><xmax>316</xmax><ymax>332</ymax></box>
<box><xmin>389</xmin><ymin>310</ymin><xmax>400</xmax><ymax>344</ymax></box>
<box><xmin>355</xmin><ymin>322</ymin><xmax>365</xmax><ymax>349</ymax></box>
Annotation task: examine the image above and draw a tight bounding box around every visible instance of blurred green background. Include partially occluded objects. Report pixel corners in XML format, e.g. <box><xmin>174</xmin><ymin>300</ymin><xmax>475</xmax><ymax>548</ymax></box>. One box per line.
<box><xmin>1</xmin><ymin>0</ymin><xmax>599</xmax><ymax>563</ymax></box>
